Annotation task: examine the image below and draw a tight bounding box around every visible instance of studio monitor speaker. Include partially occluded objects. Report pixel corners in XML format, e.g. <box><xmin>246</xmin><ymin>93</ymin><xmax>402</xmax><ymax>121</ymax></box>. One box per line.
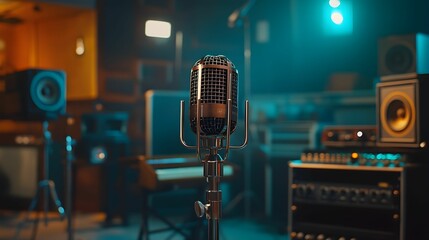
<box><xmin>378</xmin><ymin>33</ymin><xmax>429</xmax><ymax>79</ymax></box>
<box><xmin>0</xmin><ymin>69</ymin><xmax>66</xmax><ymax>121</ymax></box>
<box><xmin>376</xmin><ymin>74</ymin><xmax>429</xmax><ymax>148</ymax></box>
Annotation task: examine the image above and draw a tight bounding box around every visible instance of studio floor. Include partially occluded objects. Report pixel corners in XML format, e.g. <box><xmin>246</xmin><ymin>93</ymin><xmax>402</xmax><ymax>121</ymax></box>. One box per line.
<box><xmin>0</xmin><ymin>211</ymin><xmax>288</xmax><ymax>240</ymax></box>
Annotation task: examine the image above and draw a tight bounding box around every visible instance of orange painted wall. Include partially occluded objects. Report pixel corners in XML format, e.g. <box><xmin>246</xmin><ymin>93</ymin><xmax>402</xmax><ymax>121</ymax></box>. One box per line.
<box><xmin>0</xmin><ymin>4</ymin><xmax>98</xmax><ymax>100</ymax></box>
<box><xmin>36</xmin><ymin>10</ymin><xmax>98</xmax><ymax>100</ymax></box>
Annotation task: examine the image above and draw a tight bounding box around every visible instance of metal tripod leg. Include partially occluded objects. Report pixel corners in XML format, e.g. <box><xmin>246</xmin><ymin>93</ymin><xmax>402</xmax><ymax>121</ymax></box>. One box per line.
<box><xmin>44</xmin><ymin>180</ymin><xmax>66</xmax><ymax>218</ymax></box>
<box><xmin>14</xmin><ymin>180</ymin><xmax>65</xmax><ymax>239</ymax></box>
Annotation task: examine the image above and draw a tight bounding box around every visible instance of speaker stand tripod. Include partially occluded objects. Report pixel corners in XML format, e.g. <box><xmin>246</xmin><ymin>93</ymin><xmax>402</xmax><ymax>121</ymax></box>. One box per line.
<box><xmin>15</xmin><ymin>121</ymin><xmax>66</xmax><ymax>240</ymax></box>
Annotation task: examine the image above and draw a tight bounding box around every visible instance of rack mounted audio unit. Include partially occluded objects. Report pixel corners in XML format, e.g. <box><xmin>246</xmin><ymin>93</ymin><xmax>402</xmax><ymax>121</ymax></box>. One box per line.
<box><xmin>300</xmin><ymin>149</ymin><xmax>408</xmax><ymax>167</ymax></box>
<box><xmin>321</xmin><ymin>125</ymin><xmax>377</xmax><ymax>148</ymax></box>
<box><xmin>288</xmin><ymin>162</ymin><xmax>429</xmax><ymax>240</ymax></box>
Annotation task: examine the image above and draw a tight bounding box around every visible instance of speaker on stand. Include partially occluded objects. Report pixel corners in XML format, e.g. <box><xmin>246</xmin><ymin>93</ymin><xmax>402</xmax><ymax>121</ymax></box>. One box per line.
<box><xmin>0</xmin><ymin>69</ymin><xmax>68</xmax><ymax>240</ymax></box>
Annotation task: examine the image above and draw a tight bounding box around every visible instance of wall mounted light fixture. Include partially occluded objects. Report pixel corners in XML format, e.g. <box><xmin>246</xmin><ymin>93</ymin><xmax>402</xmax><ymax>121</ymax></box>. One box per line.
<box><xmin>145</xmin><ymin>20</ymin><xmax>171</xmax><ymax>38</ymax></box>
<box><xmin>75</xmin><ymin>37</ymin><xmax>85</xmax><ymax>56</ymax></box>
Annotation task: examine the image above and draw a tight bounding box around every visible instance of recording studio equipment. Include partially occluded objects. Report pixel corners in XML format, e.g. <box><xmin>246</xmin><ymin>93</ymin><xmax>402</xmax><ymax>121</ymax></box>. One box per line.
<box><xmin>145</xmin><ymin>90</ymin><xmax>195</xmax><ymax>157</ymax></box>
<box><xmin>301</xmin><ymin>150</ymin><xmax>407</xmax><ymax>167</ymax></box>
<box><xmin>0</xmin><ymin>69</ymin><xmax>66</xmax><ymax>121</ymax></box>
<box><xmin>78</xmin><ymin>112</ymin><xmax>130</xmax><ymax>226</ymax></box>
<box><xmin>0</xmin><ymin>135</ymin><xmax>39</xmax><ymax>209</ymax></box>
<box><xmin>378</xmin><ymin>33</ymin><xmax>429</xmax><ymax>80</ymax></box>
<box><xmin>321</xmin><ymin>125</ymin><xmax>377</xmax><ymax>148</ymax></box>
<box><xmin>14</xmin><ymin>121</ymin><xmax>66</xmax><ymax>240</ymax></box>
<box><xmin>81</xmin><ymin>111</ymin><xmax>128</xmax><ymax>139</ymax></box>
<box><xmin>376</xmin><ymin>74</ymin><xmax>429</xmax><ymax>148</ymax></box>
<box><xmin>180</xmin><ymin>55</ymin><xmax>249</xmax><ymax>240</ymax></box>
<box><xmin>79</xmin><ymin>111</ymin><xmax>129</xmax><ymax>165</ymax></box>
<box><xmin>288</xmin><ymin>161</ymin><xmax>429</xmax><ymax>240</ymax></box>
<box><xmin>246</xmin><ymin>121</ymin><xmax>321</xmax><ymax>229</ymax></box>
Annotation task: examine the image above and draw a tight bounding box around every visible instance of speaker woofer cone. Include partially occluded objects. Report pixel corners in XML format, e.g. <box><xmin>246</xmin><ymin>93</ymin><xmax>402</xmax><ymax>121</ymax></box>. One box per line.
<box><xmin>381</xmin><ymin>91</ymin><xmax>415</xmax><ymax>137</ymax></box>
<box><xmin>386</xmin><ymin>99</ymin><xmax>411</xmax><ymax>132</ymax></box>
<box><xmin>36</xmin><ymin>78</ymin><xmax>60</xmax><ymax>105</ymax></box>
<box><xmin>30</xmin><ymin>71</ymin><xmax>66</xmax><ymax>112</ymax></box>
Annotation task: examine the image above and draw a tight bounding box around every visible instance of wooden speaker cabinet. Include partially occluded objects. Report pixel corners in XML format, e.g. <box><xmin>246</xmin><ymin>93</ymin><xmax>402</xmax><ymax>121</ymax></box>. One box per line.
<box><xmin>288</xmin><ymin>162</ymin><xmax>429</xmax><ymax>240</ymax></box>
<box><xmin>378</xmin><ymin>33</ymin><xmax>429</xmax><ymax>78</ymax></box>
<box><xmin>376</xmin><ymin>75</ymin><xmax>429</xmax><ymax>148</ymax></box>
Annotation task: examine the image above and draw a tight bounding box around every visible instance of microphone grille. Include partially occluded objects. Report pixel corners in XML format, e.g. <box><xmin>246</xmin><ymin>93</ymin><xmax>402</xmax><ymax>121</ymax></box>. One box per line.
<box><xmin>195</xmin><ymin>55</ymin><xmax>236</xmax><ymax>67</ymax></box>
<box><xmin>190</xmin><ymin>55</ymin><xmax>238</xmax><ymax>107</ymax></box>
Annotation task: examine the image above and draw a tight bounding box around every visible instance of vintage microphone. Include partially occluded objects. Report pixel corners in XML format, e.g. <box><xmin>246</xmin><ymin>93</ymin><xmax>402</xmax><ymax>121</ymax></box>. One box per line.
<box><xmin>180</xmin><ymin>55</ymin><xmax>249</xmax><ymax>240</ymax></box>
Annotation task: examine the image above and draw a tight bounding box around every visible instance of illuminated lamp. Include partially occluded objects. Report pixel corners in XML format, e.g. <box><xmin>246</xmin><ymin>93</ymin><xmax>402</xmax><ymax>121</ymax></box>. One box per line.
<box><xmin>145</xmin><ymin>20</ymin><xmax>171</xmax><ymax>38</ymax></box>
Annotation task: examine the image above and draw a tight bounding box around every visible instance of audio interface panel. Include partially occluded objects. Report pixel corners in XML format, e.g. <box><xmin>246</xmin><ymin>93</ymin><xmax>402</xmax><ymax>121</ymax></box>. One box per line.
<box><xmin>321</xmin><ymin>125</ymin><xmax>377</xmax><ymax>148</ymax></box>
<box><xmin>288</xmin><ymin>162</ymin><xmax>429</xmax><ymax>240</ymax></box>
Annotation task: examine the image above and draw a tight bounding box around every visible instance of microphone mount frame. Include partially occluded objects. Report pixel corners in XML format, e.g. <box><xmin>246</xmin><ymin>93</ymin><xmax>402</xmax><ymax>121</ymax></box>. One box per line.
<box><xmin>180</xmin><ymin>98</ymin><xmax>249</xmax><ymax>240</ymax></box>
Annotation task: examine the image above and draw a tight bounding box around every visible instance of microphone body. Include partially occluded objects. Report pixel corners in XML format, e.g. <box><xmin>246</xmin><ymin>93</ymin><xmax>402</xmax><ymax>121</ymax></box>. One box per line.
<box><xmin>189</xmin><ymin>55</ymin><xmax>238</xmax><ymax>137</ymax></box>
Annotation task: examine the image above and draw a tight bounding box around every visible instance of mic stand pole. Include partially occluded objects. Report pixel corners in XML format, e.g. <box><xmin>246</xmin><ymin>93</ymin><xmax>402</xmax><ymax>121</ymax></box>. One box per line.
<box><xmin>242</xmin><ymin>16</ymin><xmax>253</xmax><ymax>219</ymax></box>
<box><xmin>225</xmin><ymin>5</ymin><xmax>255</xmax><ymax>219</ymax></box>
<box><xmin>65</xmin><ymin>136</ymin><xmax>76</xmax><ymax>240</ymax></box>
<box><xmin>195</xmin><ymin>139</ymin><xmax>224</xmax><ymax>240</ymax></box>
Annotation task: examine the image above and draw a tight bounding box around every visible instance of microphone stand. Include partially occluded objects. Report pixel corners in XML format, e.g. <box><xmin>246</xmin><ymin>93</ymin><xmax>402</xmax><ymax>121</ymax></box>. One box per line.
<box><xmin>65</xmin><ymin>135</ymin><xmax>76</xmax><ymax>240</ymax></box>
<box><xmin>198</xmin><ymin>141</ymin><xmax>223</xmax><ymax>240</ymax></box>
<box><xmin>14</xmin><ymin>121</ymin><xmax>66</xmax><ymax>240</ymax></box>
<box><xmin>180</xmin><ymin>99</ymin><xmax>249</xmax><ymax>240</ymax></box>
<box><xmin>226</xmin><ymin>0</ymin><xmax>256</xmax><ymax>219</ymax></box>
